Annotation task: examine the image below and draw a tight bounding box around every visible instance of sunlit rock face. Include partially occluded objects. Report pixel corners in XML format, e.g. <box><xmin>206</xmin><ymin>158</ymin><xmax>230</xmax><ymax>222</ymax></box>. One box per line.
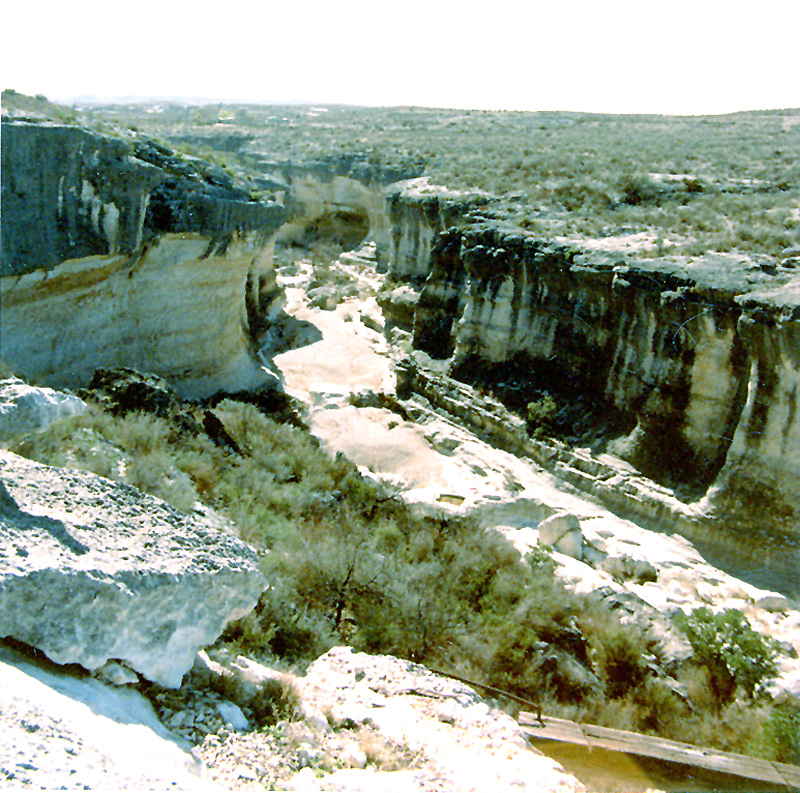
<box><xmin>0</xmin><ymin>449</ymin><xmax>265</xmax><ymax>688</ymax></box>
<box><xmin>385</xmin><ymin>181</ymin><xmax>490</xmax><ymax>282</ymax></box>
<box><xmin>263</xmin><ymin>155</ymin><xmax>425</xmax><ymax>260</ymax></box>
<box><xmin>1</xmin><ymin>120</ymin><xmax>286</xmax><ymax>398</ymax></box>
<box><xmin>408</xmin><ymin>222</ymin><xmax>800</xmax><ymax>536</ymax></box>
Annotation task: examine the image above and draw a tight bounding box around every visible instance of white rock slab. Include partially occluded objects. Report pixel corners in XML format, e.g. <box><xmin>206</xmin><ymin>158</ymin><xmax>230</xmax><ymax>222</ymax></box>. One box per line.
<box><xmin>0</xmin><ymin>450</ymin><xmax>266</xmax><ymax>687</ymax></box>
<box><xmin>0</xmin><ymin>377</ymin><xmax>87</xmax><ymax>440</ymax></box>
<box><xmin>0</xmin><ymin>644</ymin><xmax>223</xmax><ymax>791</ymax></box>
<box><xmin>301</xmin><ymin>647</ymin><xmax>584</xmax><ymax>793</ymax></box>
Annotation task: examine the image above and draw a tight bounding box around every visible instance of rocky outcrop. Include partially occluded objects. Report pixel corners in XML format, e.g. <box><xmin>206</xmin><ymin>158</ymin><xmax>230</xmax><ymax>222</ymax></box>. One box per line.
<box><xmin>386</xmin><ymin>180</ymin><xmax>490</xmax><ymax>283</ymax></box>
<box><xmin>297</xmin><ymin>647</ymin><xmax>584</xmax><ymax>793</ymax></box>
<box><xmin>1</xmin><ymin>120</ymin><xmax>286</xmax><ymax>398</ymax></box>
<box><xmin>0</xmin><ymin>449</ymin><xmax>265</xmax><ymax>687</ymax></box>
<box><xmin>0</xmin><ymin>643</ymin><xmax>220</xmax><ymax>791</ymax></box>
<box><xmin>399</xmin><ymin>221</ymin><xmax>800</xmax><ymax>540</ymax></box>
<box><xmin>0</xmin><ymin>378</ymin><xmax>87</xmax><ymax>440</ymax></box>
<box><xmin>261</xmin><ymin>154</ymin><xmax>425</xmax><ymax>260</ymax></box>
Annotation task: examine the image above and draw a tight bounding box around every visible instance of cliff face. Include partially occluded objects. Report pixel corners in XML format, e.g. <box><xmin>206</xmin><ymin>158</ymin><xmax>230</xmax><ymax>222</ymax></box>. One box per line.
<box><xmin>385</xmin><ymin>181</ymin><xmax>490</xmax><ymax>283</ymax></box>
<box><xmin>1</xmin><ymin>120</ymin><xmax>286</xmax><ymax>398</ymax></box>
<box><xmin>261</xmin><ymin>154</ymin><xmax>425</xmax><ymax>260</ymax></box>
<box><xmin>406</xmin><ymin>221</ymin><xmax>800</xmax><ymax>537</ymax></box>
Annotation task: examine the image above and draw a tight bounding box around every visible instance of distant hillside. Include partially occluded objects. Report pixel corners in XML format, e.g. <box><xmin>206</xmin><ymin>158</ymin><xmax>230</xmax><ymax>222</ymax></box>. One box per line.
<box><xmin>1</xmin><ymin>89</ymin><xmax>78</xmax><ymax>123</ymax></box>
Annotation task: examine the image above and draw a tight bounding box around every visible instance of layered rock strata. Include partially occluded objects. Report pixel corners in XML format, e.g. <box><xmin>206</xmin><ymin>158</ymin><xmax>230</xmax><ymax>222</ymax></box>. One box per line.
<box><xmin>1</xmin><ymin>120</ymin><xmax>286</xmax><ymax>398</ymax></box>
<box><xmin>385</xmin><ymin>180</ymin><xmax>490</xmax><ymax>282</ymax></box>
<box><xmin>403</xmin><ymin>222</ymin><xmax>800</xmax><ymax>540</ymax></box>
<box><xmin>259</xmin><ymin>154</ymin><xmax>425</xmax><ymax>258</ymax></box>
<box><xmin>0</xmin><ymin>449</ymin><xmax>265</xmax><ymax>687</ymax></box>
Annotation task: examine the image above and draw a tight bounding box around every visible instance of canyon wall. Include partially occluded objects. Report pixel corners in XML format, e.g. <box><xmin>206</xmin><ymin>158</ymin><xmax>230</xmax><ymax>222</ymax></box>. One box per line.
<box><xmin>385</xmin><ymin>181</ymin><xmax>490</xmax><ymax>282</ymax></box>
<box><xmin>1</xmin><ymin>120</ymin><xmax>286</xmax><ymax>398</ymax></box>
<box><xmin>259</xmin><ymin>155</ymin><xmax>425</xmax><ymax>259</ymax></box>
<box><xmin>394</xmin><ymin>201</ymin><xmax>800</xmax><ymax>538</ymax></box>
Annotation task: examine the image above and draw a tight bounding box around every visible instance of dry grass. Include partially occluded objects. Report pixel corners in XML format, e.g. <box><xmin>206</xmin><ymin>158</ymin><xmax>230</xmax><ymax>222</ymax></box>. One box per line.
<box><xmin>7</xmin><ymin>392</ymin><xmax>794</xmax><ymax>759</ymax></box>
<box><xmin>76</xmin><ymin>101</ymin><xmax>800</xmax><ymax>260</ymax></box>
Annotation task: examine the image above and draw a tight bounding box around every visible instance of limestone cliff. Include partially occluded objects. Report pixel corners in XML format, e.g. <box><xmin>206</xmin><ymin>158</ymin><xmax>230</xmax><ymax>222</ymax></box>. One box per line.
<box><xmin>385</xmin><ymin>180</ymin><xmax>490</xmax><ymax>282</ymax></box>
<box><xmin>1</xmin><ymin>120</ymin><xmax>286</xmax><ymax>398</ymax></box>
<box><xmin>260</xmin><ymin>154</ymin><xmax>425</xmax><ymax>260</ymax></box>
<box><xmin>404</xmin><ymin>220</ymin><xmax>800</xmax><ymax>538</ymax></box>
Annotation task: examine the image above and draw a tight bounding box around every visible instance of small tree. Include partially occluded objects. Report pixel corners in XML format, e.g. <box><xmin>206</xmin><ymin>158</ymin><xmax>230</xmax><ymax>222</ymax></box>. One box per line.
<box><xmin>676</xmin><ymin>607</ymin><xmax>780</xmax><ymax>705</ymax></box>
<box><xmin>526</xmin><ymin>393</ymin><xmax>557</xmax><ymax>439</ymax></box>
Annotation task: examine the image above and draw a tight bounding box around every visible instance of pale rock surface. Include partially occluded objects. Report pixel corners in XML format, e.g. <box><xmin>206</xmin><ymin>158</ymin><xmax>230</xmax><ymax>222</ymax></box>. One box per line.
<box><xmin>2</xmin><ymin>235</ymin><xmax>285</xmax><ymax>399</ymax></box>
<box><xmin>0</xmin><ymin>377</ymin><xmax>87</xmax><ymax>441</ymax></box>
<box><xmin>0</xmin><ymin>450</ymin><xmax>265</xmax><ymax>687</ymax></box>
<box><xmin>537</xmin><ymin>512</ymin><xmax>584</xmax><ymax>559</ymax></box>
<box><xmin>216</xmin><ymin>700</ymin><xmax>249</xmax><ymax>731</ymax></box>
<box><xmin>300</xmin><ymin>647</ymin><xmax>584</xmax><ymax>793</ymax></box>
<box><xmin>0</xmin><ymin>644</ymin><xmax>222</xmax><ymax>791</ymax></box>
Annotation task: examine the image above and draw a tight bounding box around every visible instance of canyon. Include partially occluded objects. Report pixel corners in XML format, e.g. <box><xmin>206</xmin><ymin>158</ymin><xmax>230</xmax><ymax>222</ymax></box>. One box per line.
<box><xmin>2</xmin><ymin>109</ymin><xmax>800</xmax><ymax>790</ymax></box>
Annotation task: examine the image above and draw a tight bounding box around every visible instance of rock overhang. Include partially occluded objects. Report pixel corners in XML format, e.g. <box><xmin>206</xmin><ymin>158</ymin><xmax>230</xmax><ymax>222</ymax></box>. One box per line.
<box><xmin>0</xmin><ymin>449</ymin><xmax>266</xmax><ymax>688</ymax></box>
<box><xmin>0</xmin><ymin>118</ymin><xmax>287</xmax><ymax>276</ymax></box>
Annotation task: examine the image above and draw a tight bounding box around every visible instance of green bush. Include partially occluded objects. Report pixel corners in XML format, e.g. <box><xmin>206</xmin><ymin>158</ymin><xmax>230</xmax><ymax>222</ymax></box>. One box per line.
<box><xmin>525</xmin><ymin>543</ymin><xmax>557</xmax><ymax>576</ymax></box>
<box><xmin>526</xmin><ymin>393</ymin><xmax>557</xmax><ymax>438</ymax></box>
<box><xmin>755</xmin><ymin>703</ymin><xmax>800</xmax><ymax>764</ymax></box>
<box><xmin>675</xmin><ymin>607</ymin><xmax>780</xmax><ymax>704</ymax></box>
<box><xmin>592</xmin><ymin>623</ymin><xmax>650</xmax><ymax>699</ymax></box>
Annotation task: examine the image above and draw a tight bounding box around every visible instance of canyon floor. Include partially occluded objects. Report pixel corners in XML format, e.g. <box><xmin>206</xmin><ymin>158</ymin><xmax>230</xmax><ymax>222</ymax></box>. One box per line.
<box><xmin>272</xmin><ymin>243</ymin><xmax>800</xmax><ymax>702</ymax></box>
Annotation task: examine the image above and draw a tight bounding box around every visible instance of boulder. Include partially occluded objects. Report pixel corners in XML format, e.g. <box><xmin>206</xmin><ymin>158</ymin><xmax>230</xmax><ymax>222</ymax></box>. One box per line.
<box><xmin>299</xmin><ymin>647</ymin><xmax>584</xmax><ymax>792</ymax></box>
<box><xmin>307</xmin><ymin>285</ymin><xmax>339</xmax><ymax>310</ymax></box>
<box><xmin>376</xmin><ymin>285</ymin><xmax>419</xmax><ymax>328</ymax></box>
<box><xmin>600</xmin><ymin>554</ymin><xmax>658</xmax><ymax>584</ymax></box>
<box><xmin>0</xmin><ymin>378</ymin><xmax>86</xmax><ymax>441</ymax></box>
<box><xmin>537</xmin><ymin>512</ymin><xmax>584</xmax><ymax>559</ymax></box>
<box><xmin>0</xmin><ymin>450</ymin><xmax>265</xmax><ymax>687</ymax></box>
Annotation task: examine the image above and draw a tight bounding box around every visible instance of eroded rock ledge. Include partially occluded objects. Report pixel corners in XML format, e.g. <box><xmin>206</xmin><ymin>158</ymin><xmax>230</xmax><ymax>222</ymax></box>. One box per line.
<box><xmin>0</xmin><ymin>449</ymin><xmax>265</xmax><ymax>687</ymax></box>
<box><xmin>1</xmin><ymin>120</ymin><xmax>286</xmax><ymax>398</ymax></box>
<box><xmin>262</xmin><ymin>154</ymin><xmax>426</xmax><ymax>257</ymax></box>
<box><xmin>389</xmin><ymin>204</ymin><xmax>800</xmax><ymax>540</ymax></box>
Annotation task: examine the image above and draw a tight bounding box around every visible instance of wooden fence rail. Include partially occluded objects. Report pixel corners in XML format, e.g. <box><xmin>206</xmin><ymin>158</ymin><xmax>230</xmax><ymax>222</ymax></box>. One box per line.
<box><xmin>519</xmin><ymin>713</ymin><xmax>800</xmax><ymax>790</ymax></box>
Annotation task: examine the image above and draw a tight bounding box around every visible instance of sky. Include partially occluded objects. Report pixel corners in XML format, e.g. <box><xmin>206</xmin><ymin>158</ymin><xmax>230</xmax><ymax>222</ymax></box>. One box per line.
<box><xmin>2</xmin><ymin>0</ymin><xmax>798</xmax><ymax>115</ymax></box>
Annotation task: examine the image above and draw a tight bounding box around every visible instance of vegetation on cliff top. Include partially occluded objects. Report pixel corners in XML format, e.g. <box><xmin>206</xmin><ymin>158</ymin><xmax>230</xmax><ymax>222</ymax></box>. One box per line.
<box><xmin>73</xmin><ymin>100</ymin><xmax>800</xmax><ymax>261</ymax></box>
<box><xmin>5</xmin><ymin>91</ymin><xmax>797</xmax><ymax>260</ymax></box>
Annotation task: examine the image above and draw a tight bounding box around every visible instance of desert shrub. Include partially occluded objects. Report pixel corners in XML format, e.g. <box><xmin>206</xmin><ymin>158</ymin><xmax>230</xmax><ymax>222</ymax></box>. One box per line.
<box><xmin>224</xmin><ymin>579</ymin><xmax>337</xmax><ymax>664</ymax></box>
<box><xmin>109</xmin><ymin>411</ymin><xmax>175</xmax><ymax>456</ymax></box>
<box><xmin>526</xmin><ymin>543</ymin><xmax>557</xmax><ymax>576</ymax></box>
<box><xmin>549</xmin><ymin>177</ymin><xmax>616</xmax><ymax>211</ymax></box>
<box><xmin>628</xmin><ymin>677</ymin><xmax>688</xmax><ymax>735</ymax></box>
<box><xmin>754</xmin><ymin>703</ymin><xmax>800</xmax><ymax>764</ymax></box>
<box><xmin>681</xmin><ymin>699</ymin><xmax>769</xmax><ymax>754</ymax></box>
<box><xmin>675</xmin><ymin>607</ymin><xmax>781</xmax><ymax>704</ymax></box>
<box><xmin>526</xmin><ymin>393</ymin><xmax>557</xmax><ymax>438</ymax></box>
<box><xmin>205</xmin><ymin>663</ymin><xmax>301</xmax><ymax>727</ymax></box>
<box><xmin>618</xmin><ymin>173</ymin><xmax>664</xmax><ymax>206</ymax></box>
<box><xmin>591</xmin><ymin>623</ymin><xmax>651</xmax><ymax>699</ymax></box>
<box><xmin>124</xmin><ymin>450</ymin><xmax>198</xmax><ymax>511</ymax></box>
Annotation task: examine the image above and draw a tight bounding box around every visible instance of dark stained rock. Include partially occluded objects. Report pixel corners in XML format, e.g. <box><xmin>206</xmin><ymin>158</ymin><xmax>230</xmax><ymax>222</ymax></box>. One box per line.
<box><xmin>1</xmin><ymin>120</ymin><xmax>286</xmax><ymax>276</ymax></box>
